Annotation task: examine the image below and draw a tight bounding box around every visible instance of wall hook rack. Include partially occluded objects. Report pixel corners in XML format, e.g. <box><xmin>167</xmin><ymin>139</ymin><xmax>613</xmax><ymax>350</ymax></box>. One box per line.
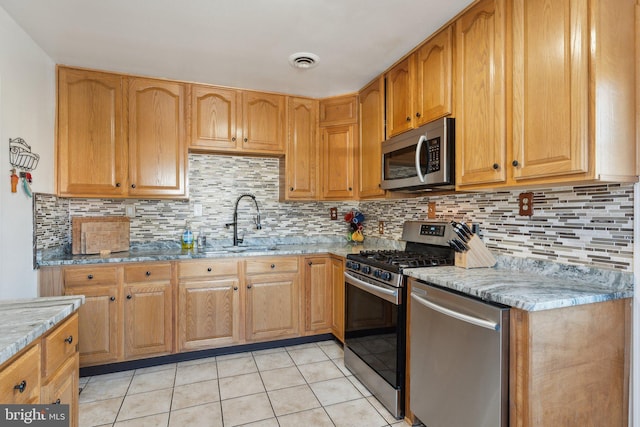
<box><xmin>9</xmin><ymin>137</ymin><xmax>39</xmax><ymax>171</ymax></box>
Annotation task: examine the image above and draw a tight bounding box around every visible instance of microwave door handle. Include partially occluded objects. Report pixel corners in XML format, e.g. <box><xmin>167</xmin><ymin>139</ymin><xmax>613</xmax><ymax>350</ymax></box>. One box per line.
<box><xmin>415</xmin><ymin>134</ymin><xmax>427</xmax><ymax>182</ymax></box>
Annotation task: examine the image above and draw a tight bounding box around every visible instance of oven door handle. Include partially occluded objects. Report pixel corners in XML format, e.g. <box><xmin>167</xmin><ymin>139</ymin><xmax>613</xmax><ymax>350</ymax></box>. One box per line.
<box><xmin>415</xmin><ymin>134</ymin><xmax>427</xmax><ymax>183</ymax></box>
<box><xmin>344</xmin><ymin>272</ymin><xmax>399</xmax><ymax>305</ymax></box>
<box><xmin>411</xmin><ymin>293</ymin><xmax>499</xmax><ymax>331</ymax></box>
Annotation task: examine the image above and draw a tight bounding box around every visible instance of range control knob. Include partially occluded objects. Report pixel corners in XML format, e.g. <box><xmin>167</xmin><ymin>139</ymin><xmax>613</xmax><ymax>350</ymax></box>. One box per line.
<box><xmin>373</xmin><ymin>269</ymin><xmax>382</xmax><ymax>278</ymax></box>
<box><xmin>381</xmin><ymin>272</ymin><xmax>392</xmax><ymax>281</ymax></box>
<box><xmin>346</xmin><ymin>261</ymin><xmax>353</xmax><ymax>269</ymax></box>
<box><xmin>351</xmin><ymin>262</ymin><xmax>361</xmax><ymax>271</ymax></box>
<box><xmin>362</xmin><ymin>266</ymin><xmax>372</xmax><ymax>274</ymax></box>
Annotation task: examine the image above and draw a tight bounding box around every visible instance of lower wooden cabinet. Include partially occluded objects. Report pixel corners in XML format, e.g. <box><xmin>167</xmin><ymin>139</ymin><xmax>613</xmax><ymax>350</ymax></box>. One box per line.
<box><xmin>245</xmin><ymin>257</ymin><xmax>300</xmax><ymax>341</ymax></box>
<box><xmin>303</xmin><ymin>256</ymin><xmax>333</xmax><ymax>334</ymax></box>
<box><xmin>330</xmin><ymin>256</ymin><xmax>345</xmax><ymax>342</ymax></box>
<box><xmin>0</xmin><ymin>312</ymin><xmax>80</xmax><ymax>427</ymax></box>
<box><xmin>177</xmin><ymin>259</ymin><xmax>241</xmax><ymax>351</ymax></box>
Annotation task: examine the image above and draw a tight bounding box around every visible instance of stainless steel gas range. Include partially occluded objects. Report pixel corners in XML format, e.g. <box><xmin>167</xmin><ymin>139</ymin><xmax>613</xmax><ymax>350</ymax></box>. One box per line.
<box><xmin>343</xmin><ymin>221</ymin><xmax>456</xmax><ymax>419</ymax></box>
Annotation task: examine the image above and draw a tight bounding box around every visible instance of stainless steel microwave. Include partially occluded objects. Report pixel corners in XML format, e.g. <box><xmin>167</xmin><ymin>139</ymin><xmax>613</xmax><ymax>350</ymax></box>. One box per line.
<box><xmin>381</xmin><ymin>117</ymin><xmax>455</xmax><ymax>191</ymax></box>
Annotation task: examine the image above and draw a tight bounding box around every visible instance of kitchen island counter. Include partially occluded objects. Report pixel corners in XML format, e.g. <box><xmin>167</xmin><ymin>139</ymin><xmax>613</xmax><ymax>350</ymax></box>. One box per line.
<box><xmin>405</xmin><ymin>255</ymin><xmax>633</xmax><ymax>311</ymax></box>
<box><xmin>0</xmin><ymin>296</ymin><xmax>84</xmax><ymax>365</ymax></box>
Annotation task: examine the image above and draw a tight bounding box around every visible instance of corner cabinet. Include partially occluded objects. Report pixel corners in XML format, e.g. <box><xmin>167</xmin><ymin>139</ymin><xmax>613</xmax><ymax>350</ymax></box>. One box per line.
<box><xmin>57</xmin><ymin>67</ymin><xmax>187</xmax><ymax>198</ymax></box>
<box><xmin>358</xmin><ymin>77</ymin><xmax>386</xmax><ymax>199</ymax></box>
<box><xmin>282</xmin><ymin>97</ymin><xmax>318</xmax><ymax>200</ymax></box>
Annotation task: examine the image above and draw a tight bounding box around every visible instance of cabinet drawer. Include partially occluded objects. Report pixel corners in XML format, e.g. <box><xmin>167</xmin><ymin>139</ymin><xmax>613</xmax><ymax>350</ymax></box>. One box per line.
<box><xmin>43</xmin><ymin>313</ymin><xmax>78</xmax><ymax>379</ymax></box>
<box><xmin>64</xmin><ymin>266</ymin><xmax>118</xmax><ymax>286</ymax></box>
<box><xmin>0</xmin><ymin>344</ymin><xmax>41</xmax><ymax>404</ymax></box>
<box><xmin>245</xmin><ymin>257</ymin><xmax>299</xmax><ymax>275</ymax></box>
<box><xmin>178</xmin><ymin>259</ymin><xmax>238</xmax><ymax>279</ymax></box>
<box><xmin>124</xmin><ymin>263</ymin><xmax>171</xmax><ymax>283</ymax></box>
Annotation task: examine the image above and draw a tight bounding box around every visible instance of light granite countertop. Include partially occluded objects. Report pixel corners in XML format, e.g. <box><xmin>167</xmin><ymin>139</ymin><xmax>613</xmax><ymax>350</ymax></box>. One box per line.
<box><xmin>0</xmin><ymin>296</ymin><xmax>84</xmax><ymax>366</ymax></box>
<box><xmin>405</xmin><ymin>255</ymin><xmax>634</xmax><ymax>311</ymax></box>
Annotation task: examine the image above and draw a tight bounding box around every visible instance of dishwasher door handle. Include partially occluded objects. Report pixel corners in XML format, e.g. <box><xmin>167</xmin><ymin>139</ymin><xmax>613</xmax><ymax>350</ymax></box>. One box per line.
<box><xmin>411</xmin><ymin>293</ymin><xmax>499</xmax><ymax>331</ymax></box>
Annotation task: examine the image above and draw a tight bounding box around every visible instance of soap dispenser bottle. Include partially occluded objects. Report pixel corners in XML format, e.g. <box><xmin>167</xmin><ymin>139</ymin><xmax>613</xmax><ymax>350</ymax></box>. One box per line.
<box><xmin>181</xmin><ymin>221</ymin><xmax>194</xmax><ymax>250</ymax></box>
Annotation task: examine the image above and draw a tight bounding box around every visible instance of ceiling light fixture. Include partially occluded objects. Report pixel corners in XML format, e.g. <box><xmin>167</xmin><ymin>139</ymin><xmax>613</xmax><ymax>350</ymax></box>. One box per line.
<box><xmin>288</xmin><ymin>52</ymin><xmax>320</xmax><ymax>69</ymax></box>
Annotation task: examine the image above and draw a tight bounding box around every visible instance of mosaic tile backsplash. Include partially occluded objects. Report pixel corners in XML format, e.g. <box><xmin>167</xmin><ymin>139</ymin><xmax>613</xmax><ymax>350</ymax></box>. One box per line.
<box><xmin>35</xmin><ymin>154</ymin><xmax>635</xmax><ymax>271</ymax></box>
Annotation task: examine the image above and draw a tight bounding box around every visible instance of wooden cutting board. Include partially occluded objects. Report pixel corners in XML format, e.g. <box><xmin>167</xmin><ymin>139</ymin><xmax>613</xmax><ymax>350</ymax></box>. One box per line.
<box><xmin>72</xmin><ymin>216</ymin><xmax>130</xmax><ymax>255</ymax></box>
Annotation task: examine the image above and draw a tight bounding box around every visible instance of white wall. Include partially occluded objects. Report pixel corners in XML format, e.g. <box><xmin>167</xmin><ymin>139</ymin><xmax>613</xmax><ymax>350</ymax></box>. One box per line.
<box><xmin>0</xmin><ymin>6</ymin><xmax>55</xmax><ymax>299</ymax></box>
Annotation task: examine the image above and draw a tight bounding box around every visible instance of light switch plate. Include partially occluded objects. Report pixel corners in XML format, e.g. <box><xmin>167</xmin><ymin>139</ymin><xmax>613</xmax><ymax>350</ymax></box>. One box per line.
<box><xmin>125</xmin><ymin>205</ymin><xmax>135</xmax><ymax>218</ymax></box>
<box><xmin>194</xmin><ymin>203</ymin><xmax>203</xmax><ymax>217</ymax></box>
<box><xmin>427</xmin><ymin>202</ymin><xmax>436</xmax><ymax>219</ymax></box>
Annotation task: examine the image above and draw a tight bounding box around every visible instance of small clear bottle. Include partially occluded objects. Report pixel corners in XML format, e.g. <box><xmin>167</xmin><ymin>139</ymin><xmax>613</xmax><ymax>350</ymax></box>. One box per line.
<box><xmin>181</xmin><ymin>221</ymin><xmax>194</xmax><ymax>250</ymax></box>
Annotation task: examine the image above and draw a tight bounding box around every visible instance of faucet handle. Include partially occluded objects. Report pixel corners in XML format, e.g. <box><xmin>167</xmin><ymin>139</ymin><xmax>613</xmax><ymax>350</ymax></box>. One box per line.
<box><xmin>237</xmin><ymin>232</ymin><xmax>245</xmax><ymax>245</ymax></box>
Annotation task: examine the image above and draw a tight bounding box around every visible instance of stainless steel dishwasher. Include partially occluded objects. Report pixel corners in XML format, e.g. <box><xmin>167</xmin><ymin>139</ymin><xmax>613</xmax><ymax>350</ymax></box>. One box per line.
<box><xmin>409</xmin><ymin>278</ymin><xmax>509</xmax><ymax>427</ymax></box>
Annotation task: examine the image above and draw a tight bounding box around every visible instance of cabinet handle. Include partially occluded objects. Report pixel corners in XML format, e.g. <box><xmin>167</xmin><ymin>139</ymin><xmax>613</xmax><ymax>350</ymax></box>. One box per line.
<box><xmin>110</xmin><ymin>296</ymin><xmax>116</xmax><ymax>301</ymax></box>
<box><xmin>270</xmin><ymin>264</ymin><xmax>275</xmax><ymax>269</ymax></box>
<box><xmin>512</xmin><ymin>160</ymin><xmax>519</xmax><ymax>167</ymax></box>
<box><xmin>233</xmin><ymin>286</ymin><xmax>238</xmax><ymax>291</ymax></box>
<box><xmin>131</xmin><ymin>184</ymin><xmax>137</xmax><ymax>188</ymax></box>
<box><xmin>406</xmin><ymin>116</ymin><xmax>411</xmax><ymax>122</ymax></box>
<box><xmin>416</xmin><ymin>112</ymin><xmax>421</xmax><ymax>118</ymax></box>
<box><xmin>290</xmin><ymin>187</ymin><xmax>294</xmax><ymax>191</ymax></box>
<box><xmin>232</xmin><ymin>136</ymin><xmax>236</xmax><ymax>142</ymax></box>
<box><xmin>207</xmin><ymin>267</ymin><xmax>212</xmax><ymax>272</ymax></box>
<box><xmin>14</xmin><ymin>380</ymin><xmax>26</xmax><ymax>393</ymax></box>
<box><xmin>244</xmin><ymin>138</ymin><xmax>248</xmax><ymax>142</ymax></box>
<box><xmin>308</xmin><ymin>261</ymin><xmax>312</xmax><ymax>265</ymax></box>
<box><xmin>145</xmin><ymin>271</ymin><xmax>151</xmax><ymax>276</ymax></box>
<box><xmin>492</xmin><ymin>163</ymin><xmax>500</xmax><ymax>170</ymax></box>
<box><xmin>87</xmin><ymin>274</ymin><xmax>93</xmax><ymax>280</ymax></box>
<box><xmin>64</xmin><ymin>335</ymin><xmax>73</xmax><ymax>344</ymax></box>
<box><xmin>126</xmin><ymin>295</ymin><xmax>132</xmax><ymax>299</ymax></box>
<box><xmin>53</xmin><ymin>399</ymin><xmax>61</xmax><ymax>404</ymax></box>
<box><xmin>247</xmin><ymin>285</ymin><xmax>252</xmax><ymax>289</ymax></box>
<box><xmin>348</xmin><ymin>187</ymin><xmax>352</xmax><ymax>191</ymax></box>
<box><xmin>116</xmin><ymin>182</ymin><xmax>121</xmax><ymax>188</ymax></box>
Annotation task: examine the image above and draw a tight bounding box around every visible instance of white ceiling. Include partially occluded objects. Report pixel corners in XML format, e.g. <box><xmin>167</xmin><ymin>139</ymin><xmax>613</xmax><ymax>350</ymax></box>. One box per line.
<box><xmin>0</xmin><ymin>0</ymin><xmax>474</xmax><ymax>98</ymax></box>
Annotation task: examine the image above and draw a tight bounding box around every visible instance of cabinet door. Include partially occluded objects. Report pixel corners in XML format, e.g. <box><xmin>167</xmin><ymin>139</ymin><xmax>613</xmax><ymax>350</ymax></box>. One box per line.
<box><xmin>190</xmin><ymin>85</ymin><xmax>241</xmax><ymax>151</ymax></box>
<box><xmin>128</xmin><ymin>78</ymin><xmax>187</xmax><ymax>197</ymax></box>
<box><xmin>319</xmin><ymin>95</ymin><xmax>357</xmax><ymax>126</ymax></box>
<box><xmin>415</xmin><ymin>25</ymin><xmax>453</xmax><ymax>126</ymax></box>
<box><xmin>178</xmin><ymin>279</ymin><xmax>241</xmax><ymax>351</ymax></box>
<box><xmin>511</xmin><ymin>0</ymin><xmax>588</xmax><ymax>180</ymax></box>
<box><xmin>386</xmin><ymin>57</ymin><xmax>414</xmax><ymax>138</ymax></box>
<box><xmin>454</xmin><ymin>0</ymin><xmax>507</xmax><ymax>187</ymax></box>
<box><xmin>241</xmin><ymin>91</ymin><xmax>286</xmax><ymax>154</ymax></box>
<box><xmin>245</xmin><ymin>274</ymin><xmax>299</xmax><ymax>341</ymax></box>
<box><xmin>320</xmin><ymin>125</ymin><xmax>356</xmax><ymax>200</ymax></box>
<box><xmin>284</xmin><ymin>97</ymin><xmax>318</xmax><ymax>200</ymax></box>
<box><xmin>0</xmin><ymin>344</ymin><xmax>41</xmax><ymax>404</ymax></box>
<box><xmin>330</xmin><ymin>257</ymin><xmax>345</xmax><ymax>342</ymax></box>
<box><xmin>358</xmin><ymin>77</ymin><xmax>386</xmax><ymax>199</ymax></box>
<box><xmin>57</xmin><ymin>68</ymin><xmax>126</xmax><ymax>197</ymax></box>
<box><xmin>123</xmin><ymin>282</ymin><xmax>173</xmax><ymax>358</ymax></box>
<box><xmin>64</xmin><ymin>285</ymin><xmax>120</xmax><ymax>366</ymax></box>
<box><xmin>304</xmin><ymin>257</ymin><xmax>332</xmax><ymax>333</ymax></box>
<box><xmin>41</xmin><ymin>353</ymin><xmax>79</xmax><ymax>427</ymax></box>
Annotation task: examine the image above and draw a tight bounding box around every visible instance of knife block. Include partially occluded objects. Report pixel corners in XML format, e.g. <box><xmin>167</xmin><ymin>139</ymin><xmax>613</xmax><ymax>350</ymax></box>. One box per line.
<box><xmin>454</xmin><ymin>235</ymin><xmax>496</xmax><ymax>269</ymax></box>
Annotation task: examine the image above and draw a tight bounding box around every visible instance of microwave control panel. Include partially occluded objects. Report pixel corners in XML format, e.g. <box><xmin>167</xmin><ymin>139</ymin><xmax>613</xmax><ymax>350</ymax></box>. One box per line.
<box><xmin>425</xmin><ymin>137</ymin><xmax>441</xmax><ymax>174</ymax></box>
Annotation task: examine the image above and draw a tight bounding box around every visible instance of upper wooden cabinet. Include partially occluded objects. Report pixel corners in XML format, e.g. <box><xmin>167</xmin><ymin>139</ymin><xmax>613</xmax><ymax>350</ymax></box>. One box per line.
<box><xmin>320</xmin><ymin>124</ymin><xmax>357</xmax><ymax>200</ymax></box>
<box><xmin>358</xmin><ymin>77</ymin><xmax>386</xmax><ymax>199</ymax></box>
<box><xmin>57</xmin><ymin>68</ymin><xmax>127</xmax><ymax>197</ymax></box>
<box><xmin>190</xmin><ymin>85</ymin><xmax>286</xmax><ymax>155</ymax></box>
<box><xmin>283</xmin><ymin>97</ymin><xmax>318</xmax><ymax>200</ymax></box>
<box><xmin>319</xmin><ymin>95</ymin><xmax>357</xmax><ymax>126</ymax></box>
<box><xmin>385</xmin><ymin>25</ymin><xmax>453</xmax><ymax>139</ymax></box>
<box><xmin>57</xmin><ymin>67</ymin><xmax>187</xmax><ymax>198</ymax></box>
<box><xmin>454</xmin><ymin>0</ymin><xmax>508</xmax><ymax>187</ymax></box>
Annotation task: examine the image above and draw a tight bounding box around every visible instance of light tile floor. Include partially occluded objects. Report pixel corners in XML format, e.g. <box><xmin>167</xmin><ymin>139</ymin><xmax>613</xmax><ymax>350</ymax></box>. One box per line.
<box><xmin>78</xmin><ymin>340</ymin><xmax>409</xmax><ymax>427</ymax></box>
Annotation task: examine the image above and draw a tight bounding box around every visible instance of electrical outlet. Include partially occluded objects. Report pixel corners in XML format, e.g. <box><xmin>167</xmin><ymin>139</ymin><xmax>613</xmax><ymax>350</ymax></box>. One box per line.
<box><xmin>330</xmin><ymin>207</ymin><xmax>338</xmax><ymax>220</ymax></box>
<box><xmin>427</xmin><ymin>202</ymin><xmax>436</xmax><ymax>219</ymax></box>
<box><xmin>519</xmin><ymin>192</ymin><xmax>534</xmax><ymax>216</ymax></box>
<box><xmin>194</xmin><ymin>203</ymin><xmax>203</xmax><ymax>217</ymax></box>
<box><xmin>378</xmin><ymin>221</ymin><xmax>385</xmax><ymax>234</ymax></box>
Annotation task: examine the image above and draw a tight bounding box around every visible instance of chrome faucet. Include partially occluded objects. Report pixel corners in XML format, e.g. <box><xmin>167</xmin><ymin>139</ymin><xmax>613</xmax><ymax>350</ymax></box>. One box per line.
<box><xmin>225</xmin><ymin>194</ymin><xmax>262</xmax><ymax>246</ymax></box>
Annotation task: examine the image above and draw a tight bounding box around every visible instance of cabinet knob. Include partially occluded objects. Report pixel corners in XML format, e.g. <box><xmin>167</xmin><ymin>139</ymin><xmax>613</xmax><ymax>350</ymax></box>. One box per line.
<box><xmin>512</xmin><ymin>160</ymin><xmax>519</xmax><ymax>167</ymax></box>
<box><xmin>290</xmin><ymin>187</ymin><xmax>294</xmax><ymax>191</ymax></box>
<box><xmin>207</xmin><ymin>267</ymin><xmax>212</xmax><ymax>272</ymax></box>
<box><xmin>308</xmin><ymin>261</ymin><xmax>312</xmax><ymax>265</ymax></box>
<box><xmin>64</xmin><ymin>335</ymin><xmax>73</xmax><ymax>344</ymax></box>
<box><xmin>116</xmin><ymin>182</ymin><xmax>121</xmax><ymax>188</ymax></box>
<box><xmin>131</xmin><ymin>184</ymin><xmax>137</xmax><ymax>188</ymax></box>
<box><xmin>145</xmin><ymin>271</ymin><xmax>151</xmax><ymax>276</ymax></box>
<box><xmin>110</xmin><ymin>296</ymin><xmax>116</xmax><ymax>301</ymax></box>
<box><xmin>126</xmin><ymin>295</ymin><xmax>132</xmax><ymax>299</ymax></box>
<box><xmin>247</xmin><ymin>285</ymin><xmax>252</xmax><ymax>289</ymax></box>
<box><xmin>416</xmin><ymin>112</ymin><xmax>421</xmax><ymax>118</ymax></box>
<box><xmin>492</xmin><ymin>163</ymin><xmax>500</xmax><ymax>170</ymax></box>
<box><xmin>87</xmin><ymin>274</ymin><xmax>94</xmax><ymax>280</ymax></box>
<box><xmin>14</xmin><ymin>380</ymin><xmax>26</xmax><ymax>393</ymax></box>
<box><xmin>233</xmin><ymin>286</ymin><xmax>238</xmax><ymax>291</ymax></box>
<box><xmin>348</xmin><ymin>187</ymin><xmax>352</xmax><ymax>191</ymax></box>
<box><xmin>244</xmin><ymin>138</ymin><xmax>248</xmax><ymax>142</ymax></box>
<box><xmin>406</xmin><ymin>116</ymin><xmax>411</xmax><ymax>122</ymax></box>
<box><xmin>270</xmin><ymin>264</ymin><xmax>275</xmax><ymax>269</ymax></box>
<box><xmin>232</xmin><ymin>136</ymin><xmax>236</xmax><ymax>142</ymax></box>
<box><xmin>53</xmin><ymin>399</ymin><xmax>61</xmax><ymax>404</ymax></box>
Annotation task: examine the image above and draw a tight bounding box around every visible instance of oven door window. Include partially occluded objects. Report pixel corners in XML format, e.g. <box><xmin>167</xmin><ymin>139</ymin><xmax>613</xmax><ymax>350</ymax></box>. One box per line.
<box><xmin>345</xmin><ymin>282</ymin><xmax>404</xmax><ymax>388</ymax></box>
